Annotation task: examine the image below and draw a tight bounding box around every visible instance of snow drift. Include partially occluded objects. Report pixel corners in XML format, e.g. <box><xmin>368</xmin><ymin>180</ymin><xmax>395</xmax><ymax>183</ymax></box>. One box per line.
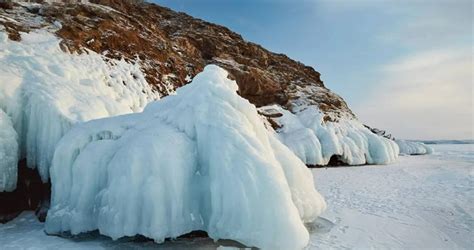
<box><xmin>259</xmin><ymin>105</ymin><xmax>399</xmax><ymax>166</ymax></box>
<box><xmin>0</xmin><ymin>30</ymin><xmax>158</xmax><ymax>187</ymax></box>
<box><xmin>396</xmin><ymin>140</ymin><xmax>433</xmax><ymax>155</ymax></box>
<box><xmin>45</xmin><ymin>65</ymin><xmax>326</xmax><ymax>249</ymax></box>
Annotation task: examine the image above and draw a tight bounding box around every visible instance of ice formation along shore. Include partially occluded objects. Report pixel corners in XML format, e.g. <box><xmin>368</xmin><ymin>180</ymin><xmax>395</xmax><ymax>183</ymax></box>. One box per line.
<box><xmin>45</xmin><ymin>65</ymin><xmax>326</xmax><ymax>249</ymax></box>
<box><xmin>396</xmin><ymin>140</ymin><xmax>434</xmax><ymax>155</ymax></box>
<box><xmin>0</xmin><ymin>29</ymin><xmax>429</xmax><ymax>193</ymax></box>
<box><xmin>259</xmin><ymin>105</ymin><xmax>400</xmax><ymax>166</ymax></box>
<box><xmin>0</xmin><ymin>30</ymin><xmax>158</xmax><ymax>189</ymax></box>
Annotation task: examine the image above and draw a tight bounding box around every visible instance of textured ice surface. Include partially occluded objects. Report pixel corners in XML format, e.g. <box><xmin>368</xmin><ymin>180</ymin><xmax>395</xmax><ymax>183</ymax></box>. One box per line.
<box><xmin>259</xmin><ymin>105</ymin><xmax>399</xmax><ymax>166</ymax></box>
<box><xmin>45</xmin><ymin>65</ymin><xmax>326</xmax><ymax>249</ymax></box>
<box><xmin>0</xmin><ymin>109</ymin><xmax>19</xmax><ymax>191</ymax></box>
<box><xmin>396</xmin><ymin>140</ymin><xmax>433</xmax><ymax>155</ymax></box>
<box><xmin>0</xmin><ymin>31</ymin><xmax>158</xmax><ymax>182</ymax></box>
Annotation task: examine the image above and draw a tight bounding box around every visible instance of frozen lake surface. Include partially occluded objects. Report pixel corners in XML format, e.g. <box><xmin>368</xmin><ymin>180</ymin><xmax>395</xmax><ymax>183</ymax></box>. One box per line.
<box><xmin>1</xmin><ymin>144</ymin><xmax>472</xmax><ymax>249</ymax></box>
<box><xmin>309</xmin><ymin>144</ymin><xmax>473</xmax><ymax>249</ymax></box>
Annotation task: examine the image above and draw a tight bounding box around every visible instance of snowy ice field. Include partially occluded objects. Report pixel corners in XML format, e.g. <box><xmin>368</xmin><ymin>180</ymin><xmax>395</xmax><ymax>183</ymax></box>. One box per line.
<box><xmin>308</xmin><ymin>143</ymin><xmax>473</xmax><ymax>249</ymax></box>
<box><xmin>0</xmin><ymin>144</ymin><xmax>472</xmax><ymax>249</ymax></box>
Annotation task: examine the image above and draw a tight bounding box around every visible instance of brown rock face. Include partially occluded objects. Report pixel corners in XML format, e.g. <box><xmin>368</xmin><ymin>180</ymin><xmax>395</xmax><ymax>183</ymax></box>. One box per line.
<box><xmin>0</xmin><ymin>0</ymin><xmax>354</xmax><ymax>119</ymax></box>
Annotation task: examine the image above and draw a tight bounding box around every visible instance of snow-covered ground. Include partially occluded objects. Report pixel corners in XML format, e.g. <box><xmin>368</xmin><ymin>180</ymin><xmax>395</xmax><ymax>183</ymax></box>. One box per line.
<box><xmin>309</xmin><ymin>144</ymin><xmax>473</xmax><ymax>249</ymax></box>
<box><xmin>1</xmin><ymin>144</ymin><xmax>472</xmax><ymax>249</ymax></box>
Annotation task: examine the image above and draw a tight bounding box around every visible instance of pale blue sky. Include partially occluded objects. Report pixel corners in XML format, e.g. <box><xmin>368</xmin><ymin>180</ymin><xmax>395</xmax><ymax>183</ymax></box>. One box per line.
<box><xmin>153</xmin><ymin>0</ymin><xmax>472</xmax><ymax>140</ymax></box>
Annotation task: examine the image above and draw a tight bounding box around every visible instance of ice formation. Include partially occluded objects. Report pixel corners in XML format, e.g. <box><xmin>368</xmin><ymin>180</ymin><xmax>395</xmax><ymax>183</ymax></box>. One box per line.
<box><xmin>0</xmin><ymin>109</ymin><xmax>19</xmax><ymax>192</ymax></box>
<box><xmin>45</xmin><ymin>65</ymin><xmax>326</xmax><ymax>249</ymax></box>
<box><xmin>0</xmin><ymin>30</ymin><xmax>158</xmax><ymax>184</ymax></box>
<box><xmin>0</xmin><ymin>23</ymin><xmax>405</xmax><ymax>192</ymax></box>
<box><xmin>396</xmin><ymin>140</ymin><xmax>433</xmax><ymax>155</ymax></box>
<box><xmin>259</xmin><ymin>105</ymin><xmax>399</xmax><ymax>166</ymax></box>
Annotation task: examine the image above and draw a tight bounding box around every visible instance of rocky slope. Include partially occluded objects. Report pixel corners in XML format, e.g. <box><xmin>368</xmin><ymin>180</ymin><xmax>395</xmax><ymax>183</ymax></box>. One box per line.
<box><xmin>0</xmin><ymin>0</ymin><xmax>353</xmax><ymax>119</ymax></box>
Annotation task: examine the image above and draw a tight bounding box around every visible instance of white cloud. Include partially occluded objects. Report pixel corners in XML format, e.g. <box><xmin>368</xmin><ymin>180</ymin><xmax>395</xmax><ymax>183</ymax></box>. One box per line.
<box><xmin>354</xmin><ymin>48</ymin><xmax>473</xmax><ymax>140</ymax></box>
<box><xmin>375</xmin><ymin>0</ymin><xmax>472</xmax><ymax>49</ymax></box>
<box><xmin>341</xmin><ymin>0</ymin><xmax>473</xmax><ymax>140</ymax></box>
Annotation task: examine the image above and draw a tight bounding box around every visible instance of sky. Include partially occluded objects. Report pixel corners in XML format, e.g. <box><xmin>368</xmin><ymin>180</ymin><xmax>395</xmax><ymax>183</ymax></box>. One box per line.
<box><xmin>153</xmin><ymin>0</ymin><xmax>473</xmax><ymax>140</ymax></box>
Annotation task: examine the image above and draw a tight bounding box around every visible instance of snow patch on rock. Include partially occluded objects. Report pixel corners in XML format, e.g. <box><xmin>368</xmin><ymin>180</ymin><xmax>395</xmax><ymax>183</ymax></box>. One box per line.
<box><xmin>0</xmin><ymin>30</ymin><xmax>158</xmax><ymax>182</ymax></box>
<box><xmin>259</xmin><ymin>105</ymin><xmax>399</xmax><ymax>166</ymax></box>
<box><xmin>45</xmin><ymin>65</ymin><xmax>326</xmax><ymax>249</ymax></box>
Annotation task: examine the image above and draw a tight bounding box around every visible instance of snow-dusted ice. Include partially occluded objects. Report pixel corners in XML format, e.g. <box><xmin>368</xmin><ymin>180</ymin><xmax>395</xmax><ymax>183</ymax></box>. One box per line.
<box><xmin>45</xmin><ymin>65</ymin><xmax>326</xmax><ymax>249</ymax></box>
<box><xmin>259</xmin><ymin>105</ymin><xmax>399</xmax><ymax>166</ymax></box>
<box><xmin>0</xmin><ymin>30</ymin><xmax>158</xmax><ymax>184</ymax></box>
<box><xmin>1</xmin><ymin>144</ymin><xmax>472</xmax><ymax>249</ymax></box>
<box><xmin>396</xmin><ymin>139</ymin><xmax>433</xmax><ymax>155</ymax></box>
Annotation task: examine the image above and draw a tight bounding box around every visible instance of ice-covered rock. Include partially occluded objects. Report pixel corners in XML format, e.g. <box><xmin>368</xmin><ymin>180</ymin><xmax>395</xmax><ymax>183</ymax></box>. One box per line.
<box><xmin>0</xmin><ymin>1</ymin><xmax>406</xmax><ymax>193</ymax></box>
<box><xmin>396</xmin><ymin>140</ymin><xmax>433</xmax><ymax>155</ymax></box>
<box><xmin>45</xmin><ymin>65</ymin><xmax>326</xmax><ymax>249</ymax></box>
<box><xmin>0</xmin><ymin>30</ymin><xmax>158</xmax><ymax>182</ymax></box>
<box><xmin>0</xmin><ymin>109</ymin><xmax>18</xmax><ymax>192</ymax></box>
<box><xmin>259</xmin><ymin>105</ymin><xmax>399</xmax><ymax>166</ymax></box>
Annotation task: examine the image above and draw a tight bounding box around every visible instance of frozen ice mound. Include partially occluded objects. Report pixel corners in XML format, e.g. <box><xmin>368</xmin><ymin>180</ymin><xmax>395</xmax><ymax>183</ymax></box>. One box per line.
<box><xmin>396</xmin><ymin>140</ymin><xmax>433</xmax><ymax>155</ymax></box>
<box><xmin>259</xmin><ymin>105</ymin><xmax>400</xmax><ymax>166</ymax></box>
<box><xmin>0</xmin><ymin>31</ymin><xmax>158</xmax><ymax>183</ymax></box>
<box><xmin>45</xmin><ymin>65</ymin><xmax>326</xmax><ymax>249</ymax></box>
<box><xmin>0</xmin><ymin>109</ymin><xmax>19</xmax><ymax>192</ymax></box>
